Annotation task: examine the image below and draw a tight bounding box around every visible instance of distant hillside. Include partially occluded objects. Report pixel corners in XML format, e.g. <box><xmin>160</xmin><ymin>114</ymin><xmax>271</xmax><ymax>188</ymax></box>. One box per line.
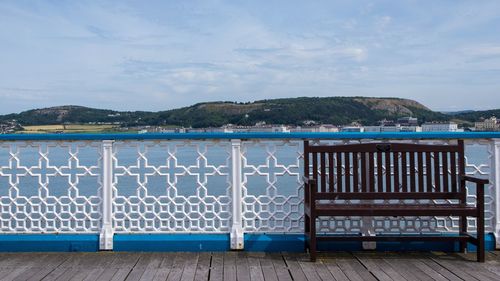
<box><xmin>0</xmin><ymin>96</ymin><xmax>495</xmax><ymax>128</ymax></box>
<box><xmin>452</xmin><ymin>109</ymin><xmax>500</xmax><ymax>122</ymax></box>
<box><xmin>0</xmin><ymin>106</ymin><xmax>153</xmax><ymax>126</ymax></box>
<box><xmin>154</xmin><ymin>97</ymin><xmax>447</xmax><ymax>127</ymax></box>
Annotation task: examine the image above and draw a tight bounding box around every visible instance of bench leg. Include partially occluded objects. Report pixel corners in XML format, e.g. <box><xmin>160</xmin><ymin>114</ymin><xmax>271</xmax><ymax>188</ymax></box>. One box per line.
<box><xmin>459</xmin><ymin>216</ymin><xmax>467</xmax><ymax>253</ymax></box>
<box><xmin>310</xmin><ymin>215</ymin><xmax>317</xmax><ymax>262</ymax></box>
<box><xmin>477</xmin><ymin>216</ymin><xmax>485</xmax><ymax>262</ymax></box>
<box><xmin>477</xmin><ymin>195</ymin><xmax>485</xmax><ymax>262</ymax></box>
<box><xmin>304</xmin><ymin>214</ymin><xmax>310</xmax><ymax>251</ymax></box>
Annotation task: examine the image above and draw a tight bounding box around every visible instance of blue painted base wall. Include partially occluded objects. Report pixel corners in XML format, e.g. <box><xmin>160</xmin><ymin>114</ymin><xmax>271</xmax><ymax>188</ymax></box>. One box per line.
<box><xmin>0</xmin><ymin>234</ymin><xmax>99</xmax><ymax>252</ymax></box>
<box><xmin>244</xmin><ymin>233</ymin><xmax>496</xmax><ymax>252</ymax></box>
<box><xmin>0</xmin><ymin>233</ymin><xmax>495</xmax><ymax>252</ymax></box>
<box><xmin>114</xmin><ymin>234</ymin><xmax>230</xmax><ymax>252</ymax></box>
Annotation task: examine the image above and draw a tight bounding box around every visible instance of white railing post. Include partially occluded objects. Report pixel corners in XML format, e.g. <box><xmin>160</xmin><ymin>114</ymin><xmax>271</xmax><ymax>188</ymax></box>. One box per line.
<box><xmin>230</xmin><ymin>139</ymin><xmax>244</xmax><ymax>250</ymax></box>
<box><xmin>100</xmin><ymin>140</ymin><xmax>114</xmax><ymax>250</ymax></box>
<box><xmin>492</xmin><ymin>139</ymin><xmax>500</xmax><ymax>249</ymax></box>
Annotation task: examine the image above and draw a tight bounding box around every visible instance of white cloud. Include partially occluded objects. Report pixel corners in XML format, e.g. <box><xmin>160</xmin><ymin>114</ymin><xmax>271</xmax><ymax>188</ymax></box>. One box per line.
<box><xmin>0</xmin><ymin>0</ymin><xmax>499</xmax><ymax>113</ymax></box>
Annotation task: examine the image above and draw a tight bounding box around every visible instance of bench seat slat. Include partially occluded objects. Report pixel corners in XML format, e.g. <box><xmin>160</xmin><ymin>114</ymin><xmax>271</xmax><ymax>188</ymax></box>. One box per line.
<box><xmin>314</xmin><ymin>203</ymin><xmax>476</xmax><ymax>217</ymax></box>
<box><xmin>316</xmin><ymin>235</ymin><xmax>477</xmax><ymax>243</ymax></box>
<box><xmin>314</xmin><ymin>192</ymin><xmax>462</xmax><ymax>200</ymax></box>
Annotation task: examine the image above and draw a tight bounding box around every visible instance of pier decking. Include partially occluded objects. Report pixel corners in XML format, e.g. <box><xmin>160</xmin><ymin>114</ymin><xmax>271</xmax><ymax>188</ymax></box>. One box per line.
<box><xmin>1</xmin><ymin>251</ymin><xmax>500</xmax><ymax>281</ymax></box>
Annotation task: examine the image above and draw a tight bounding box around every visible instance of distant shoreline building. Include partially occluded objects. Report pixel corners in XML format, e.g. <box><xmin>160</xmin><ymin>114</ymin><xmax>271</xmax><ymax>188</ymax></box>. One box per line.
<box><xmin>422</xmin><ymin>122</ymin><xmax>460</xmax><ymax>132</ymax></box>
<box><xmin>475</xmin><ymin>116</ymin><xmax>499</xmax><ymax>131</ymax></box>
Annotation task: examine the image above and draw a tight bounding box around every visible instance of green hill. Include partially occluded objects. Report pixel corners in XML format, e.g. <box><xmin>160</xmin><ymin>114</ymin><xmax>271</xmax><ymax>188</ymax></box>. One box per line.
<box><xmin>0</xmin><ymin>96</ymin><xmax>495</xmax><ymax>128</ymax></box>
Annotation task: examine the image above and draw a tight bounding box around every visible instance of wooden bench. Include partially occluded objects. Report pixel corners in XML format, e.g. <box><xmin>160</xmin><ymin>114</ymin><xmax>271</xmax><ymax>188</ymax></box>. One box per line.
<box><xmin>303</xmin><ymin>140</ymin><xmax>488</xmax><ymax>262</ymax></box>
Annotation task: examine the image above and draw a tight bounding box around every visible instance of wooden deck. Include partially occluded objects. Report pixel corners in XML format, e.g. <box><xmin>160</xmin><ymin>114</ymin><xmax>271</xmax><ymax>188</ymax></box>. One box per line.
<box><xmin>0</xmin><ymin>251</ymin><xmax>500</xmax><ymax>281</ymax></box>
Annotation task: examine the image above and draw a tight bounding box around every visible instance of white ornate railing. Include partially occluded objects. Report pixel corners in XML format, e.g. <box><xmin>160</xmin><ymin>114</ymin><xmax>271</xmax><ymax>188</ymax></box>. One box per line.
<box><xmin>0</xmin><ymin>132</ymin><xmax>499</xmax><ymax>250</ymax></box>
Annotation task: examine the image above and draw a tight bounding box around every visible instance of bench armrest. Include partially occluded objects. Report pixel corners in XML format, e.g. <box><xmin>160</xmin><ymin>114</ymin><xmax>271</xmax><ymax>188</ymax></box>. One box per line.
<box><xmin>460</xmin><ymin>175</ymin><xmax>489</xmax><ymax>185</ymax></box>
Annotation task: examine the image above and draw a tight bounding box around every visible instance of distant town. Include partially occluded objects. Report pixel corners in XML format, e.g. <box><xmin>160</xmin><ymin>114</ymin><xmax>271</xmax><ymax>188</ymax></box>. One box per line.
<box><xmin>135</xmin><ymin>116</ymin><xmax>500</xmax><ymax>134</ymax></box>
<box><xmin>1</xmin><ymin>116</ymin><xmax>500</xmax><ymax>134</ymax></box>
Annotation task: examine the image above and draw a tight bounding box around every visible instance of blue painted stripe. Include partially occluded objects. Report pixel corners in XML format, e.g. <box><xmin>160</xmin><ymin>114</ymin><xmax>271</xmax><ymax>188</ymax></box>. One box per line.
<box><xmin>244</xmin><ymin>233</ymin><xmax>496</xmax><ymax>252</ymax></box>
<box><xmin>0</xmin><ymin>233</ymin><xmax>495</xmax><ymax>252</ymax></box>
<box><xmin>0</xmin><ymin>234</ymin><xmax>99</xmax><ymax>252</ymax></box>
<box><xmin>113</xmin><ymin>234</ymin><xmax>230</xmax><ymax>252</ymax></box>
<box><xmin>0</xmin><ymin>132</ymin><xmax>500</xmax><ymax>141</ymax></box>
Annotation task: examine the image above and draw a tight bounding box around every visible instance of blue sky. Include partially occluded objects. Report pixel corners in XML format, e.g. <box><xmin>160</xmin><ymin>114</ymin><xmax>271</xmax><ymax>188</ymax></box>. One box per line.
<box><xmin>0</xmin><ymin>0</ymin><xmax>499</xmax><ymax>114</ymax></box>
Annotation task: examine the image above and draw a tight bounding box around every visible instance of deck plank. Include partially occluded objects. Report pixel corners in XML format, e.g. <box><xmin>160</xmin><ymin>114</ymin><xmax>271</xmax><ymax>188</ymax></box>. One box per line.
<box><xmin>223</xmin><ymin>252</ymin><xmax>237</xmax><ymax>281</ymax></box>
<box><xmin>23</xmin><ymin>254</ymin><xmax>72</xmax><ymax>281</ymax></box>
<box><xmin>430</xmin><ymin>253</ymin><xmax>483</xmax><ymax>281</ymax></box>
<box><xmin>312</xmin><ymin>261</ymin><xmax>334</xmax><ymax>281</ymax></box>
<box><xmin>282</xmin><ymin>253</ymin><xmax>307</xmax><ymax>281</ymax></box>
<box><xmin>165</xmin><ymin>253</ymin><xmax>189</xmax><ymax>281</ymax></box>
<box><xmin>293</xmin><ymin>252</ymin><xmax>323</xmax><ymax>281</ymax></box>
<box><xmin>209</xmin><ymin>252</ymin><xmax>223</xmax><ymax>281</ymax></box>
<box><xmin>179</xmin><ymin>253</ymin><xmax>198</xmax><ymax>281</ymax></box>
<box><xmin>138</xmin><ymin>253</ymin><xmax>168</xmax><ymax>281</ymax></box>
<box><xmin>151</xmin><ymin>253</ymin><xmax>175</xmax><ymax>281</ymax></box>
<box><xmin>0</xmin><ymin>251</ymin><xmax>497</xmax><ymax>281</ymax></box>
<box><xmin>382</xmin><ymin>253</ymin><xmax>434</xmax><ymax>281</ymax></box>
<box><xmin>352</xmin><ymin>252</ymin><xmax>393</xmax><ymax>281</ymax></box>
<box><xmin>110</xmin><ymin>268</ymin><xmax>134</xmax><ymax>281</ymax></box>
<box><xmin>236</xmin><ymin>252</ymin><xmax>251</xmax><ymax>281</ymax></box>
<box><xmin>332</xmin><ymin>253</ymin><xmax>377</xmax><ymax>281</ymax></box>
<box><xmin>318</xmin><ymin>255</ymin><xmax>351</xmax><ymax>281</ymax></box>
<box><xmin>193</xmin><ymin>252</ymin><xmax>211</xmax><ymax>281</ymax></box>
<box><xmin>246</xmin><ymin>252</ymin><xmax>265</xmax><ymax>281</ymax></box>
<box><xmin>258</xmin><ymin>253</ymin><xmax>278</xmax><ymax>281</ymax></box>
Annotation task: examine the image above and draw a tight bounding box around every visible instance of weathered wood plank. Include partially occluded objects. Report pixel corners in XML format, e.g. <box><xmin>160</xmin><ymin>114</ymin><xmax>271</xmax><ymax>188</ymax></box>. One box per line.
<box><xmin>269</xmin><ymin>253</ymin><xmax>291</xmax><ymax>281</ymax></box>
<box><xmin>419</xmin><ymin>258</ymin><xmax>463</xmax><ymax>281</ymax></box>
<box><xmin>323</xmin><ymin>262</ymin><xmax>350</xmax><ymax>281</ymax></box>
<box><xmin>95</xmin><ymin>268</ymin><xmax>119</xmax><ymax>281</ymax></box>
<box><xmin>0</xmin><ymin>251</ymin><xmax>498</xmax><ymax>281</ymax></box>
<box><xmin>166</xmin><ymin>252</ymin><xmax>191</xmax><ymax>281</ymax></box>
<box><xmin>430</xmin><ymin>254</ymin><xmax>481</xmax><ymax>281</ymax></box>
<box><xmin>382</xmin><ymin>254</ymin><xmax>433</xmax><ymax>281</ymax></box>
<box><xmin>332</xmin><ymin>253</ymin><xmax>376</xmax><ymax>281</ymax></box>
<box><xmin>294</xmin><ymin>253</ymin><xmax>323</xmax><ymax>281</ymax></box>
<box><xmin>124</xmin><ymin>253</ymin><xmax>155</xmax><ymax>281</ymax></box>
<box><xmin>258</xmin><ymin>253</ymin><xmax>278</xmax><ymax>281</ymax></box>
<box><xmin>23</xmin><ymin>254</ymin><xmax>72</xmax><ymax>281</ymax></box>
<box><xmin>151</xmin><ymin>252</ymin><xmax>175</xmax><ymax>281</ymax></box>
<box><xmin>138</xmin><ymin>253</ymin><xmax>165</xmax><ymax>281</ymax></box>
<box><xmin>110</xmin><ymin>268</ymin><xmax>133</xmax><ymax>281</ymax></box>
<box><xmin>451</xmin><ymin>253</ymin><xmax>500</xmax><ymax>281</ymax></box>
<box><xmin>193</xmin><ymin>252</ymin><xmax>210</xmax><ymax>281</ymax></box>
<box><xmin>246</xmin><ymin>252</ymin><xmax>265</xmax><ymax>281</ymax></box>
<box><xmin>282</xmin><ymin>253</ymin><xmax>307</xmax><ymax>281</ymax></box>
<box><xmin>236</xmin><ymin>251</ymin><xmax>251</xmax><ymax>281</ymax></box>
<box><xmin>409</xmin><ymin>259</ymin><xmax>453</xmax><ymax>281</ymax></box>
<box><xmin>209</xmin><ymin>252</ymin><xmax>223</xmax><ymax>281</ymax></box>
<box><xmin>179</xmin><ymin>253</ymin><xmax>198</xmax><ymax>281</ymax></box>
<box><xmin>312</xmin><ymin>261</ymin><xmax>334</xmax><ymax>281</ymax></box>
<box><xmin>223</xmin><ymin>252</ymin><xmax>237</xmax><ymax>281</ymax></box>
<box><xmin>353</xmin><ymin>253</ymin><xmax>392</xmax><ymax>281</ymax></box>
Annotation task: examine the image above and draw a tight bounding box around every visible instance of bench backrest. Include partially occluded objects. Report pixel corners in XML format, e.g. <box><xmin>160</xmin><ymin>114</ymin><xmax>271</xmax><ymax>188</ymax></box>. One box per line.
<box><xmin>304</xmin><ymin>140</ymin><xmax>466</xmax><ymax>201</ymax></box>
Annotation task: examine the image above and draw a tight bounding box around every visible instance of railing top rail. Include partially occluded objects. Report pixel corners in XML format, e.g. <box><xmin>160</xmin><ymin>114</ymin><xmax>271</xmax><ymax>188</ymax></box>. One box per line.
<box><xmin>0</xmin><ymin>132</ymin><xmax>500</xmax><ymax>141</ymax></box>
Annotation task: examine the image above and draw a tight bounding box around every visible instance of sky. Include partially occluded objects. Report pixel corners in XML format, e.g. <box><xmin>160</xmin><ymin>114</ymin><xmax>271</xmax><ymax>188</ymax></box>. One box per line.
<box><xmin>0</xmin><ymin>0</ymin><xmax>499</xmax><ymax>114</ymax></box>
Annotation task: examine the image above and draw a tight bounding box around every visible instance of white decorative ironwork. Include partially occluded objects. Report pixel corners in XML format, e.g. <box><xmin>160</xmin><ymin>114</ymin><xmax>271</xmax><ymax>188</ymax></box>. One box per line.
<box><xmin>0</xmin><ymin>141</ymin><xmax>102</xmax><ymax>233</ymax></box>
<box><xmin>241</xmin><ymin>140</ymin><xmax>303</xmax><ymax>233</ymax></box>
<box><xmin>111</xmin><ymin>140</ymin><xmax>232</xmax><ymax>233</ymax></box>
<box><xmin>0</xmin><ymin>137</ymin><xmax>497</xmax><ymax>251</ymax></box>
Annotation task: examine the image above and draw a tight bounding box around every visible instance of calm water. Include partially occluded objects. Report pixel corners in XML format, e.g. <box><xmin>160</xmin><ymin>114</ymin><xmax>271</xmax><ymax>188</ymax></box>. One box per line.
<box><xmin>0</xmin><ymin>142</ymin><xmax>490</xmax><ymax>199</ymax></box>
